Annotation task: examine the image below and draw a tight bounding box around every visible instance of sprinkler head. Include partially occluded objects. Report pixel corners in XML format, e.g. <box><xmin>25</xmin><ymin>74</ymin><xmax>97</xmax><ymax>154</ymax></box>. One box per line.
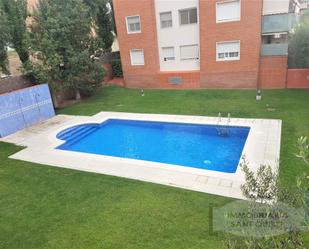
<box><xmin>256</xmin><ymin>89</ymin><xmax>262</xmax><ymax>101</ymax></box>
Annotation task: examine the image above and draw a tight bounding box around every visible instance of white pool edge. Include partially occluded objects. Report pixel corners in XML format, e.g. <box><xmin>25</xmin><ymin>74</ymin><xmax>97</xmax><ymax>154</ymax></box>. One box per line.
<box><xmin>1</xmin><ymin>112</ymin><xmax>282</xmax><ymax>200</ymax></box>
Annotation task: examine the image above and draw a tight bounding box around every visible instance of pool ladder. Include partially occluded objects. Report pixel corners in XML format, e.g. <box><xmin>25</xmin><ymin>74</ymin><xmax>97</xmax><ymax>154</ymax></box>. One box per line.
<box><xmin>216</xmin><ymin>113</ymin><xmax>231</xmax><ymax>136</ymax></box>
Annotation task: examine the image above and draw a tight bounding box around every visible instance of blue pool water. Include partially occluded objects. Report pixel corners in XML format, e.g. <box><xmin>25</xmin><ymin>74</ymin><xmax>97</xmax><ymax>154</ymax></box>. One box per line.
<box><xmin>57</xmin><ymin>119</ymin><xmax>250</xmax><ymax>173</ymax></box>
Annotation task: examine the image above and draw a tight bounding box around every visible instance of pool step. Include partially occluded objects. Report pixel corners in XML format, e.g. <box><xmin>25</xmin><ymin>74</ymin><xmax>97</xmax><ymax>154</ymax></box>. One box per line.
<box><xmin>60</xmin><ymin>126</ymin><xmax>93</xmax><ymax>141</ymax></box>
<box><xmin>57</xmin><ymin>125</ymin><xmax>98</xmax><ymax>142</ymax></box>
<box><xmin>57</xmin><ymin>126</ymin><xmax>82</xmax><ymax>140</ymax></box>
<box><xmin>63</xmin><ymin>126</ymin><xmax>98</xmax><ymax>146</ymax></box>
<box><xmin>58</xmin><ymin>126</ymin><xmax>87</xmax><ymax>140</ymax></box>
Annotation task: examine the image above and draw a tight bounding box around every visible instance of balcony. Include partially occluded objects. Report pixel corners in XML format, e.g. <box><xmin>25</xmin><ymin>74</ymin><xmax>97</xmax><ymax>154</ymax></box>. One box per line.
<box><xmin>262</xmin><ymin>13</ymin><xmax>299</xmax><ymax>34</ymax></box>
<box><xmin>261</xmin><ymin>44</ymin><xmax>289</xmax><ymax>56</ymax></box>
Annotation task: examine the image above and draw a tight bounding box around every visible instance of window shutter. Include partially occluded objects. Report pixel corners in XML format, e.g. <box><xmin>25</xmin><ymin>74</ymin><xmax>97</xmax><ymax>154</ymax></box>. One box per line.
<box><xmin>127</xmin><ymin>16</ymin><xmax>141</xmax><ymax>33</ymax></box>
<box><xmin>217</xmin><ymin>42</ymin><xmax>239</xmax><ymax>53</ymax></box>
<box><xmin>180</xmin><ymin>45</ymin><xmax>199</xmax><ymax>60</ymax></box>
<box><xmin>162</xmin><ymin>47</ymin><xmax>175</xmax><ymax>61</ymax></box>
<box><xmin>127</xmin><ymin>16</ymin><xmax>139</xmax><ymax>25</ymax></box>
<box><xmin>179</xmin><ymin>10</ymin><xmax>189</xmax><ymax>25</ymax></box>
<box><xmin>217</xmin><ymin>41</ymin><xmax>240</xmax><ymax>60</ymax></box>
<box><xmin>217</xmin><ymin>0</ymin><xmax>240</xmax><ymax>22</ymax></box>
<box><xmin>160</xmin><ymin>12</ymin><xmax>172</xmax><ymax>28</ymax></box>
<box><xmin>130</xmin><ymin>50</ymin><xmax>144</xmax><ymax>65</ymax></box>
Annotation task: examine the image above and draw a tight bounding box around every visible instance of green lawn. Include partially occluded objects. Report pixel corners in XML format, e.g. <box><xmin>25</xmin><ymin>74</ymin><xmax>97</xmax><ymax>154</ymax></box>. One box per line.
<box><xmin>1</xmin><ymin>86</ymin><xmax>309</xmax><ymax>249</ymax></box>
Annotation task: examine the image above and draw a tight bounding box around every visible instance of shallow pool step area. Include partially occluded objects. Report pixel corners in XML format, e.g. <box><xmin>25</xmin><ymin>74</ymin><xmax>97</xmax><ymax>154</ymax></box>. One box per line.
<box><xmin>57</xmin><ymin>124</ymin><xmax>99</xmax><ymax>145</ymax></box>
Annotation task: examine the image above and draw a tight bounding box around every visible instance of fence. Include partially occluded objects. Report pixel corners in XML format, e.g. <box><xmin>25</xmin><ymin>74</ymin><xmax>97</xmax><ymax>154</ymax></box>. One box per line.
<box><xmin>0</xmin><ymin>84</ymin><xmax>55</xmax><ymax>137</ymax></box>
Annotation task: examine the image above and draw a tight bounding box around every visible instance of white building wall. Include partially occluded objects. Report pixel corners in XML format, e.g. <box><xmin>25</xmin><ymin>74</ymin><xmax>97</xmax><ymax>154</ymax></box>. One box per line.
<box><xmin>154</xmin><ymin>0</ymin><xmax>200</xmax><ymax>72</ymax></box>
<box><xmin>263</xmin><ymin>0</ymin><xmax>290</xmax><ymax>15</ymax></box>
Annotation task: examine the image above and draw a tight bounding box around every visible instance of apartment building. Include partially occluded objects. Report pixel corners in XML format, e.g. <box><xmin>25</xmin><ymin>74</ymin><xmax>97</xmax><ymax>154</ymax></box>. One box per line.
<box><xmin>113</xmin><ymin>0</ymin><xmax>303</xmax><ymax>89</ymax></box>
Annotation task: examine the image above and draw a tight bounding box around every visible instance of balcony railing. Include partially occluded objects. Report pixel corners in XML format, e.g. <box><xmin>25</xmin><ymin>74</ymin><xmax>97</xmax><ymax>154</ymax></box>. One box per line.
<box><xmin>262</xmin><ymin>13</ymin><xmax>299</xmax><ymax>34</ymax></box>
<box><xmin>261</xmin><ymin>44</ymin><xmax>289</xmax><ymax>56</ymax></box>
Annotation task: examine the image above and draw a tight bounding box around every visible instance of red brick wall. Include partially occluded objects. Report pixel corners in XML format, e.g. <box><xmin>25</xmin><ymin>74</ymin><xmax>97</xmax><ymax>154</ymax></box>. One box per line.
<box><xmin>158</xmin><ymin>71</ymin><xmax>200</xmax><ymax>89</ymax></box>
<box><xmin>0</xmin><ymin>76</ymin><xmax>33</xmax><ymax>95</ymax></box>
<box><xmin>287</xmin><ymin>69</ymin><xmax>309</xmax><ymax>88</ymax></box>
<box><xmin>102</xmin><ymin>63</ymin><xmax>113</xmax><ymax>82</ymax></box>
<box><xmin>199</xmin><ymin>0</ymin><xmax>262</xmax><ymax>88</ymax></box>
<box><xmin>259</xmin><ymin>56</ymin><xmax>287</xmax><ymax>89</ymax></box>
<box><xmin>113</xmin><ymin>0</ymin><xmax>160</xmax><ymax>88</ymax></box>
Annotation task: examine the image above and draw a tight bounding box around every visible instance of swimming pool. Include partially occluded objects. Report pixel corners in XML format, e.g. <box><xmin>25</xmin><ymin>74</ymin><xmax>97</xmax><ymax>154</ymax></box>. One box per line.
<box><xmin>57</xmin><ymin>119</ymin><xmax>250</xmax><ymax>173</ymax></box>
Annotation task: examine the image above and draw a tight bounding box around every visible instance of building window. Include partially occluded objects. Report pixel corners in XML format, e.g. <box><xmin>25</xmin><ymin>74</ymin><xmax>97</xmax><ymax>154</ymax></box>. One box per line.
<box><xmin>216</xmin><ymin>41</ymin><xmax>240</xmax><ymax>61</ymax></box>
<box><xmin>179</xmin><ymin>8</ymin><xmax>198</xmax><ymax>25</ymax></box>
<box><xmin>130</xmin><ymin>49</ymin><xmax>144</xmax><ymax>65</ymax></box>
<box><xmin>180</xmin><ymin>44</ymin><xmax>199</xmax><ymax>60</ymax></box>
<box><xmin>160</xmin><ymin>12</ymin><xmax>173</xmax><ymax>28</ymax></box>
<box><xmin>216</xmin><ymin>0</ymin><xmax>241</xmax><ymax>23</ymax></box>
<box><xmin>162</xmin><ymin>47</ymin><xmax>175</xmax><ymax>61</ymax></box>
<box><xmin>262</xmin><ymin>33</ymin><xmax>288</xmax><ymax>44</ymax></box>
<box><xmin>126</xmin><ymin>15</ymin><xmax>141</xmax><ymax>34</ymax></box>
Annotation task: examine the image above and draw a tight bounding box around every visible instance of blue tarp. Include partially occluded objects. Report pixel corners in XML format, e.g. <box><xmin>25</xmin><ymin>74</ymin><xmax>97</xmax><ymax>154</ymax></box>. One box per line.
<box><xmin>0</xmin><ymin>84</ymin><xmax>55</xmax><ymax>137</ymax></box>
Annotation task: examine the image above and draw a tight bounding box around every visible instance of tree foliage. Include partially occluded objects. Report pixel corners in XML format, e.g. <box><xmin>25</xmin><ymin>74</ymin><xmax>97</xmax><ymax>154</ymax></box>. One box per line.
<box><xmin>0</xmin><ymin>7</ymin><xmax>10</xmax><ymax>74</ymax></box>
<box><xmin>0</xmin><ymin>0</ymin><xmax>29</xmax><ymax>64</ymax></box>
<box><xmin>96</xmin><ymin>1</ymin><xmax>114</xmax><ymax>51</ymax></box>
<box><xmin>288</xmin><ymin>10</ymin><xmax>309</xmax><ymax>68</ymax></box>
<box><xmin>28</xmin><ymin>0</ymin><xmax>105</xmax><ymax>99</ymax></box>
<box><xmin>83</xmin><ymin>0</ymin><xmax>114</xmax><ymax>51</ymax></box>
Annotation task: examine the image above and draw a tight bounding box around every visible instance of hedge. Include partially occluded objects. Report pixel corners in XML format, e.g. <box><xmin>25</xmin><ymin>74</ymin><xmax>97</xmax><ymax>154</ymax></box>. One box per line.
<box><xmin>111</xmin><ymin>59</ymin><xmax>123</xmax><ymax>77</ymax></box>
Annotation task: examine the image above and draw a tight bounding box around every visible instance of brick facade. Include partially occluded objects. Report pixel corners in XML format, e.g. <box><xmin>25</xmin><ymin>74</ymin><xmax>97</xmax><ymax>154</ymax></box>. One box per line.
<box><xmin>199</xmin><ymin>0</ymin><xmax>262</xmax><ymax>88</ymax></box>
<box><xmin>287</xmin><ymin>68</ymin><xmax>309</xmax><ymax>88</ymax></box>
<box><xmin>158</xmin><ymin>71</ymin><xmax>200</xmax><ymax>89</ymax></box>
<box><xmin>259</xmin><ymin>56</ymin><xmax>288</xmax><ymax>89</ymax></box>
<box><xmin>114</xmin><ymin>0</ymin><xmax>266</xmax><ymax>89</ymax></box>
<box><xmin>114</xmin><ymin>0</ymin><xmax>160</xmax><ymax>88</ymax></box>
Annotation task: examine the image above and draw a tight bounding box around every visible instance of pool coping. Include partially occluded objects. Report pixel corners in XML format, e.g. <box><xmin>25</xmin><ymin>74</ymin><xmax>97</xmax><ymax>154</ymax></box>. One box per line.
<box><xmin>1</xmin><ymin>112</ymin><xmax>282</xmax><ymax>200</ymax></box>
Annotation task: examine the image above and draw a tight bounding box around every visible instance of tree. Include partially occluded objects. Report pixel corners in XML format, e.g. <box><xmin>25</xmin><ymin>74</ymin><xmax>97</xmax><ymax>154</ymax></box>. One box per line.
<box><xmin>28</xmin><ymin>0</ymin><xmax>105</xmax><ymax>105</ymax></box>
<box><xmin>109</xmin><ymin>0</ymin><xmax>117</xmax><ymax>36</ymax></box>
<box><xmin>0</xmin><ymin>7</ymin><xmax>10</xmax><ymax>75</ymax></box>
<box><xmin>96</xmin><ymin>1</ymin><xmax>114</xmax><ymax>51</ymax></box>
<box><xmin>83</xmin><ymin>0</ymin><xmax>114</xmax><ymax>52</ymax></box>
<box><xmin>0</xmin><ymin>0</ymin><xmax>30</xmax><ymax>65</ymax></box>
<box><xmin>288</xmin><ymin>10</ymin><xmax>309</xmax><ymax>68</ymax></box>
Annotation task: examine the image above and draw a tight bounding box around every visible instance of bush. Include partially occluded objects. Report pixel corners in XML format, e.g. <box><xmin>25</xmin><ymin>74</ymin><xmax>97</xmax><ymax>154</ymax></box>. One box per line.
<box><xmin>111</xmin><ymin>59</ymin><xmax>123</xmax><ymax>77</ymax></box>
<box><xmin>76</xmin><ymin>61</ymin><xmax>106</xmax><ymax>97</ymax></box>
<box><xmin>240</xmin><ymin>157</ymin><xmax>278</xmax><ymax>203</ymax></box>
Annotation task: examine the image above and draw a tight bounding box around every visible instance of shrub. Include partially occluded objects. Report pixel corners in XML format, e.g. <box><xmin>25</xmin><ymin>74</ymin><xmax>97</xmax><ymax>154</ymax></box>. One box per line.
<box><xmin>111</xmin><ymin>59</ymin><xmax>123</xmax><ymax>77</ymax></box>
<box><xmin>240</xmin><ymin>157</ymin><xmax>278</xmax><ymax>203</ymax></box>
<box><xmin>296</xmin><ymin>136</ymin><xmax>309</xmax><ymax>164</ymax></box>
<box><xmin>77</xmin><ymin>61</ymin><xmax>105</xmax><ymax>97</ymax></box>
<box><xmin>224</xmin><ymin>160</ymin><xmax>306</xmax><ymax>249</ymax></box>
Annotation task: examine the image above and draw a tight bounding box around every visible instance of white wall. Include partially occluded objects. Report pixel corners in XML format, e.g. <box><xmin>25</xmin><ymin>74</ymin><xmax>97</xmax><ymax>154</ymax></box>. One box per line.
<box><xmin>263</xmin><ymin>0</ymin><xmax>290</xmax><ymax>15</ymax></box>
<box><xmin>154</xmin><ymin>0</ymin><xmax>200</xmax><ymax>72</ymax></box>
